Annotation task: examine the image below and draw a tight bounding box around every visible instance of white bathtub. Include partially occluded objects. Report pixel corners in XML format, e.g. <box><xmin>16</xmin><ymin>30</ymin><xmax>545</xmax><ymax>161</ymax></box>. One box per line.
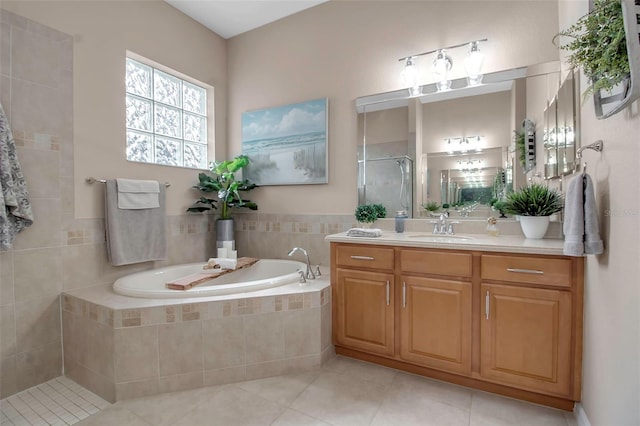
<box><xmin>113</xmin><ymin>259</ymin><xmax>307</xmax><ymax>298</ymax></box>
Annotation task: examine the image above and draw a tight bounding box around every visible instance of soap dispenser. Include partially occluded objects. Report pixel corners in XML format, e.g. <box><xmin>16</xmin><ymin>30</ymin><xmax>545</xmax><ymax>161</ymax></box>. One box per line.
<box><xmin>486</xmin><ymin>217</ymin><xmax>499</xmax><ymax>236</ymax></box>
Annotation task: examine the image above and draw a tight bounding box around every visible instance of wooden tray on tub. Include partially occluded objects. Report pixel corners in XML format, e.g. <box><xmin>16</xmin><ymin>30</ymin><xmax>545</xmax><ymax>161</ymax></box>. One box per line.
<box><xmin>166</xmin><ymin>257</ymin><xmax>259</xmax><ymax>291</ymax></box>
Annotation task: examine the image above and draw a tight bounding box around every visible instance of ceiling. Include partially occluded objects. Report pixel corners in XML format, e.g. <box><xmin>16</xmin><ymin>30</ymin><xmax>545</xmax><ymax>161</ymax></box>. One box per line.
<box><xmin>164</xmin><ymin>0</ymin><xmax>329</xmax><ymax>39</ymax></box>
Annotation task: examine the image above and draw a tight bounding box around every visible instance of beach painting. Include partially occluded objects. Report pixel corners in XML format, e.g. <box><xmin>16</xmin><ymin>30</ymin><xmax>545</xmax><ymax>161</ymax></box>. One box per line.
<box><xmin>242</xmin><ymin>98</ymin><xmax>328</xmax><ymax>185</ymax></box>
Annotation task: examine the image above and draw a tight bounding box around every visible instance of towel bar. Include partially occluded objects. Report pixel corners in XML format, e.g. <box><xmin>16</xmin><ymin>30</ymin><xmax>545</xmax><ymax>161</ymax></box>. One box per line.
<box><xmin>86</xmin><ymin>177</ymin><xmax>171</xmax><ymax>187</ymax></box>
<box><xmin>575</xmin><ymin>140</ymin><xmax>604</xmax><ymax>172</ymax></box>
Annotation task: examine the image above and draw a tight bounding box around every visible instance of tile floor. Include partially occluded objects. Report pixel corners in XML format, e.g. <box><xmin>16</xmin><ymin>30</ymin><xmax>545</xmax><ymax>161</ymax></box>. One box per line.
<box><xmin>1</xmin><ymin>377</ymin><xmax>110</xmax><ymax>425</ymax></box>
<box><xmin>68</xmin><ymin>355</ymin><xmax>578</xmax><ymax>426</ymax></box>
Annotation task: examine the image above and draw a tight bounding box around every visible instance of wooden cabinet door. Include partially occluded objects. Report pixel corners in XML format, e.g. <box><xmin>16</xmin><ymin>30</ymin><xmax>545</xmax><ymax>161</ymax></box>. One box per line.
<box><xmin>481</xmin><ymin>283</ymin><xmax>572</xmax><ymax>396</ymax></box>
<box><xmin>399</xmin><ymin>276</ymin><xmax>472</xmax><ymax>374</ymax></box>
<box><xmin>335</xmin><ymin>268</ymin><xmax>394</xmax><ymax>356</ymax></box>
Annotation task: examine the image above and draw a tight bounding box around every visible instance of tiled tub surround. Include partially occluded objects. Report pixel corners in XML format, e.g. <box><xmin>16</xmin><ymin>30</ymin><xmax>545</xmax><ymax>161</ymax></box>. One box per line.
<box><xmin>61</xmin><ymin>279</ymin><xmax>332</xmax><ymax>403</ymax></box>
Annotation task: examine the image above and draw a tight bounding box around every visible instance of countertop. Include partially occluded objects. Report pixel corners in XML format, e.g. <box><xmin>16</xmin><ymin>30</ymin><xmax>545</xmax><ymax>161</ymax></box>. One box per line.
<box><xmin>325</xmin><ymin>231</ymin><xmax>570</xmax><ymax>256</ymax></box>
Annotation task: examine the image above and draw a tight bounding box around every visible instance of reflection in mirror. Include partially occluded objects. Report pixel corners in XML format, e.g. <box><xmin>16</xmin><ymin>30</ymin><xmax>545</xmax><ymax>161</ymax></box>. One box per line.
<box><xmin>357</xmin><ymin>106</ymin><xmax>415</xmax><ymax>217</ymax></box>
<box><xmin>545</xmin><ymin>72</ymin><xmax>577</xmax><ymax>178</ymax></box>
<box><xmin>356</xmin><ymin>62</ymin><xmax>570</xmax><ymax>219</ymax></box>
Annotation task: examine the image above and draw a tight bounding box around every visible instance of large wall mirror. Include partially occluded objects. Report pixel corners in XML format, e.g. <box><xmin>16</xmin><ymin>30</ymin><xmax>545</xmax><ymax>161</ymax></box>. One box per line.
<box><xmin>356</xmin><ymin>62</ymin><xmax>578</xmax><ymax>219</ymax></box>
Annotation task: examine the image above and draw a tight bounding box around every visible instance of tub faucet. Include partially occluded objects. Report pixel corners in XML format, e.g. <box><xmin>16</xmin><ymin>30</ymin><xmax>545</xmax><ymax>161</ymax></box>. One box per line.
<box><xmin>288</xmin><ymin>247</ymin><xmax>316</xmax><ymax>280</ymax></box>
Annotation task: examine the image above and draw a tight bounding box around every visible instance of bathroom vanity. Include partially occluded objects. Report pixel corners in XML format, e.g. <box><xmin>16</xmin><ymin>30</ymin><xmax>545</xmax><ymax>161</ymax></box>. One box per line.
<box><xmin>326</xmin><ymin>232</ymin><xmax>583</xmax><ymax>410</ymax></box>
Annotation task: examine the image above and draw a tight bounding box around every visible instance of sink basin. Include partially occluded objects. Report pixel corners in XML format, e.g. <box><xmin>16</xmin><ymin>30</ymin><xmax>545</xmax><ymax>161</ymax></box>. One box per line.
<box><xmin>407</xmin><ymin>234</ymin><xmax>474</xmax><ymax>242</ymax></box>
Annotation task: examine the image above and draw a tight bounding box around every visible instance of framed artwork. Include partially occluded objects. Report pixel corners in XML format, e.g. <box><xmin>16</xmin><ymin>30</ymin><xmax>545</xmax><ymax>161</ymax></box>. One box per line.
<box><xmin>242</xmin><ymin>98</ymin><xmax>328</xmax><ymax>185</ymax></box>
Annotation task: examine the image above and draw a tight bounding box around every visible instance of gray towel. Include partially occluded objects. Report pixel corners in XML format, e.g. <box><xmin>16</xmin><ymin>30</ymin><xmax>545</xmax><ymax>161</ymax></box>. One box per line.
<box><xmin>563</xmin><ymin>173</ymin><xmax>603</xmax><ymax>256</ymax></box>
<box><xmin>105</xmin><ymin>180</ymin><xmax>167</xmax><ymax>265</ymax></box>
<box><xmin>0</xmin><ymin>102</ymin><xmax>34</xmax><ymax>249</ymax></box>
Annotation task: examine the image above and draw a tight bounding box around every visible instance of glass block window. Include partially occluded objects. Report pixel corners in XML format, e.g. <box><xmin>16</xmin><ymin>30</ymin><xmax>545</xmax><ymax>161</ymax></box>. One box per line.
<box><xmin>125</xmin><ymin>58</ymin><xmax>208</xmax><ymax>169</ymax></box>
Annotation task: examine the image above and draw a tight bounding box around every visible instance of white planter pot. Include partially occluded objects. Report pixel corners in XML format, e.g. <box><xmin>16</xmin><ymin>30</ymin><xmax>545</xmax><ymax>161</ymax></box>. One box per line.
<box><xmin>518</xmin><ymin>215</ymin><xmax>550</xmax><ymax>239</ymax></box>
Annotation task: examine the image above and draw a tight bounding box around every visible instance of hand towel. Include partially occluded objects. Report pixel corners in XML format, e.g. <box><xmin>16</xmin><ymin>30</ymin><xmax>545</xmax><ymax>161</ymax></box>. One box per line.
<box><xmin>563</xmin><ymin>174</ymin><xmax>584</xmax><ymax>256</ymax></box>
<box><xmin>563</xmin><ymin>173</ymin><xmax>603</xmax><ymax>256</ymax></box>
<box><xmin>0</xmin><ymin>103</ymin><xmax>34</xmax><ymax>249</ymax></box>
<box><xmin>116</xmin><ymin>178</ymin><xmax>160</xmax><ymax>209</ymax></box>
<box><xmin>346</xmin><ymin>228</ymin><xmax>383</xmax><ymax>238</ymax></box>
<box><xmin>583</xmin><ymin>174</ymin><xmax>604</xmax><ymax>254</ymax></box>
<box><xmin>105</xmin><ymin>180</ymin><xmax>167</xmax><ymax>265</ymax></box>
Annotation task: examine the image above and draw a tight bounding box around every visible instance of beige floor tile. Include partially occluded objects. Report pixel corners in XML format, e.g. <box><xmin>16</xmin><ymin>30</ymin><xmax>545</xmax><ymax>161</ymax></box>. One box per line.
<box><xmin>237</xmin><ymin>371</ymin><xmax>319</xmax><ymax>406</ymax></box>
<box><xmin>172</xmin><ymin>385</ymin><xmax>284</xmax><ymax>426</ymax></box>
<box><xmin>271</xmin><ymin>409</ymin><xmax>334</xmax><ymax>426</ymax></box>
<box><xmin>470</xmin><ymin>390</ymin><xmax>569</xmax><ymax>426</ymax></box>
<box><xmin>290</xmin><ymin>370</ymin><xmax>387</xmax><ymax>426</ymax></box>
<box><xmin>117</xmin><ymin>386</ymin><xmax>216</xmax><ymax>426</ymax></box>
<box><xmin>322</xmin><ymin>355</ymin><xmax>397</xmax><ymax>387</ymax></box>
<box><xmin>371</xmin><ymin>382</ymin><xmax>470</xmax><ymax>426</ymax></box>
<box><xmin>76</xmin><ymin>405</ymin><xmax>150</xmax><ymax>425</ymax></box>
<box><xmin>391</xmin><ymin>371</ymin><xmax>473</xmax><ymax>411</ymax></box>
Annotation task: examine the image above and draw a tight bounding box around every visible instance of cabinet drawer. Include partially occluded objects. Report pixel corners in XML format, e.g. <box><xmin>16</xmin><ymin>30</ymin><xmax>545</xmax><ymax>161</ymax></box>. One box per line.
<box><xmin>481</xmin><ymin>254</ymin><xmax>572</xmax><ymax>288</ymax></box>
<box><xmin>335</xmin><ymin>245</ymin><xmax>394</xmax><ymax>271</ymax></box>
<box><xmin>400</xmin><ymin>249</ymin><xmax>472</xmax><ymax>278</ymax></box>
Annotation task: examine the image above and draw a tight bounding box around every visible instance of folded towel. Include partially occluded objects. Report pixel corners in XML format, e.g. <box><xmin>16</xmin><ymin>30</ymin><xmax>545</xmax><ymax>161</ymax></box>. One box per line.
<box><xmin>346</xmin><ymin>227</ymin><xmax>383</xmax><ymax>238</ymax></box>
<box><xmin>563</xmin><ymin>173</ymin><xmax>603</xmax><ymax>256</ymax></box>
<box><xmin>116</xmin><ymin>178</ymin><xmax>160</xmax><ymax>209</ymax></box>
<box><xmin>0</xmin><ymin>103</ymin><xmax>34</xmax><ymax>249</ymax></box>
<box><xmin>105</xmin><ymin>180</ymin><xmax>167</xmax><ymax>265</ymax></box>
<box><xmin>204</xmin><ymin>257</ymin><xmax>238</xmax><ymax>270</ymax></box>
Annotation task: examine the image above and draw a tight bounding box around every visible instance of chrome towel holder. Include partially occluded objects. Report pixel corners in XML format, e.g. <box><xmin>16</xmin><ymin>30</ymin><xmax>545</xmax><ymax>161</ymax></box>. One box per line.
<box><xmin>86</xmin><ymin>177</ymin><xmax>171</xmax><ymax>187</ymax></box>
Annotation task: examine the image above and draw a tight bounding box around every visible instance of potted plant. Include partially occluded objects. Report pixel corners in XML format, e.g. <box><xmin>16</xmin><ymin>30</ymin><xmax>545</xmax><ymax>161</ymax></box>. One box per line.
<box><xmin>557</xmin><ymin>0</ymin><xmax>628</xmax><ymax>97</ymax></box>
<box><xmin>354</xmin><ymin>203</ymin><xmax>386</xmax><ymax>227</ymax></box>
<box><xmin>187</xmin><ymin>154</ymin><xmax>258</xmax><ymax>244</ymax></box>
<box><xmin>423</xmin><ymin>201</ymin><xmax>441</xmax><ymax>212</ymax></box>
<box><xmin>503</xmin><ymin>183</ymin><xmax>563</xmax><ymax>239</ymax></box>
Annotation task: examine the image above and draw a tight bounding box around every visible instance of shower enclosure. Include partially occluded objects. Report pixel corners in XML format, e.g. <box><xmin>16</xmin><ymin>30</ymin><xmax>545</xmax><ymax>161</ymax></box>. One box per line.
<box><xmin>357</xmin><ymin>155</ymin><xmax>414</xmax><ymax>217</ymax></box>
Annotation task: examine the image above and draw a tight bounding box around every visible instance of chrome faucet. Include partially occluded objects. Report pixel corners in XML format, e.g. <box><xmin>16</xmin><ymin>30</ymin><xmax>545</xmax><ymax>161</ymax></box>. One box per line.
<box><xmin>287</xmin><ymin>247</ymin><xmax>316</xmax><ymax>280</ymax></box>
<box><xmin>430</xmin><ymin>212</ymin><xmax>458</xmax><ymax>235</ymax></box>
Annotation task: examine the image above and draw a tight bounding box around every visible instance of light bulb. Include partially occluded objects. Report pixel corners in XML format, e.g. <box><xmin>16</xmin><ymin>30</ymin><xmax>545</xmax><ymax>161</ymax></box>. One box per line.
<box><xmin>464</xmin><ymin>41</ymin><xmax>484</xmax><ymax>86</ymax></box>
<box><xmin>401</xmin><ymin>57</ymin><xmax>418</xmax><ymax>88</ymax></box>
<box><xmin>433</xmin><ymin>50</ymin><xmax>452</xmax><ymax>91</ymax></box>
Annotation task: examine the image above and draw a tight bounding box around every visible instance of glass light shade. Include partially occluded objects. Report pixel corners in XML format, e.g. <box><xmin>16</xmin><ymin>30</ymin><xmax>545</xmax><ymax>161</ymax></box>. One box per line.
<box><xmin>433</xmin><ymin>50</ymin><xmax>452</xmax><ymax>91</ymax></box>
<box><xmin>401</xmin><ymin>57</ymin><xmax>418</xmax><ymax>88</ymax></box>
<box><xmin>464</xmin><ymin>42</ymin><xmax>484</xmax><ymax>86</ymax></box>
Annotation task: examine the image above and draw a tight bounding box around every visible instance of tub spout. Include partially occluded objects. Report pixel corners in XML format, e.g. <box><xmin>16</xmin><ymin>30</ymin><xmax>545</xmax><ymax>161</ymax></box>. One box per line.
<box><xmin>287</xmin><ymin>247</ymin><xmax>316</xmax><ymax>280</ymax></box>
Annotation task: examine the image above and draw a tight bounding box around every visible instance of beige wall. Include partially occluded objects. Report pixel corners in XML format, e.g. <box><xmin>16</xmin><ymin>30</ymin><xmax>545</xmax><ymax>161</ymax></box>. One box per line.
<box><xmin>227</xmin><ymin>0</ymin><xmax>560</xmax><ymax>214</ymax></box>
<box><xmin>1</xmin><ymin>0</ymin><xmax>227</xmax><ymax>218</ymax></box>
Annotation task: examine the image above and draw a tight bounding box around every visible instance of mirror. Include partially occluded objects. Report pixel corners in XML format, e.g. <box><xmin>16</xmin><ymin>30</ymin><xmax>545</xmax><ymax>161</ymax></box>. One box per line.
<box><xmin>544</xmin><ymin>72</ymin><xmax>577</xmax><ymax>179</ymax></box>
<box><xmin>356</xmin><ymin>62</ymin><xmax>571</xmax><ymax>219</ymax></box>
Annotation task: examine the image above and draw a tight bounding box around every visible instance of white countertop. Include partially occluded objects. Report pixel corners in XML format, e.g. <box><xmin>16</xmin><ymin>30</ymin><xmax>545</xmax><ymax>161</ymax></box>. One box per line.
<box><xmin>326</xmin><ymin>231</ymin><xmax>569</xmax><ymax>256</ymax></box>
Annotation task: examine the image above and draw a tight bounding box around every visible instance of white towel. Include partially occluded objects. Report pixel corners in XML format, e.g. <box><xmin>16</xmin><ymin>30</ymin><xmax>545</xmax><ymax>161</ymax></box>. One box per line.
<box><xmin>116</xmin><ymin>178</ymin><xmax>160</xmax><ymax>209</ymax></box>
<box><xmin>563</xmin><ymin>173</ymin><xmax>603</xmax><ymax>256</ymax></box>
<box><xmin>346</xmin><ymin>228</ymin><xmax>383</xmax><ymax>238</ymax></box>
<box><xmin>0</xmin><ymin>103</ymin><xmax>34</xmax><ymax>249</ymax></box>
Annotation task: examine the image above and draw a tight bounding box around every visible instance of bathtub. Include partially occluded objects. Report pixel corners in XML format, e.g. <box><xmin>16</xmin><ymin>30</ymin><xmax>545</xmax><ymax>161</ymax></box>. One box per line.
<box><xmin>113</xmin><ymin>259</ymin><xmax>307</xmax><ymax>298</ymax></box>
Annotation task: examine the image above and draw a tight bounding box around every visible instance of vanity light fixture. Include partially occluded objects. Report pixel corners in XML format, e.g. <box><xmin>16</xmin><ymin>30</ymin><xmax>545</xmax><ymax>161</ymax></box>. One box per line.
<box><xmin>398</xmin><ymin>38</ymin><xmax>487</xmax><ymax>95</ymax></box>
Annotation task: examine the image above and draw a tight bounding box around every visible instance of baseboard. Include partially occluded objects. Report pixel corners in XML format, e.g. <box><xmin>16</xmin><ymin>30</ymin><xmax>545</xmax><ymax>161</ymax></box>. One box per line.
<box><xmin>574</xmin><ymin>403</ymin><xmax>592</xmax><ymax>426</ymax></box>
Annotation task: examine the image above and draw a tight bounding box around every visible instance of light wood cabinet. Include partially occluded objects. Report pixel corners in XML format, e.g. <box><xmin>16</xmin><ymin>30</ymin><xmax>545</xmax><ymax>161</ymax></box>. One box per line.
<box><xmin>334</xmin><ymin>268</ymin><xmax>395</xmax><ymax>356</ymax></box>
<box><xmin>480</xmin><ymin>283</ymin><xmax>572</xmax><ymax>396</ymax></box>
<box><xmin>330</xmin><ymin>241</ymin><xmax>584</xmax><ymax>411</ymax></box>
<box><xmin>400</xmin><ymin>276</ymin><xmax>471</xmax><ymax>374</ymax></box>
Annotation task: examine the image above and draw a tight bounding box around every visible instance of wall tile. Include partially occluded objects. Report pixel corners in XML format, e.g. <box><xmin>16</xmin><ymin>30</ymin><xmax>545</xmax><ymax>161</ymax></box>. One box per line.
<box><xmin>283</xmin><ymin>307</ymin><xmax>321</xmax><ymax>358</ymax></box>
<box><xmin>203</xmin><ymin>365</ymin><xmax>246</xmax><ymax>386</ymax></box>
<box><xmin>115</xmin><ymin>378</ymin><xmax>160</xmax><ymax>401</ymax></box>
<box><xmin>158</xmin><ymin>321</ymin><xmax>203</xmax><ymax>376</ymax></box>
<box><xmin>60</xmin><ymin>177</ymin><xmax>74</xmax><ymax>215</ymax></box>
<box><xmin>13</xmin><ymin>247</ymin><xmax>63</xmax><ymax>302</ymax></box>
<box><xmin>203</xmin><ymin>316</ymin><xmax>244</xmax><ymax>370</ymax></box>
<box><xmin>244</xmin><ymin>311</ymin><xmax>284</xmax><ymax>364</ymax></box>
<box><xmin>11</xmin><ymin>27</ymin><xmax>60</xmax><ymax>87</ymax></box>
<box><xmin>321</xmin><ymin>302</ymin><xmax>332</xmax><ymax>351</ymax></box>
<box><xmin>65</xmin><ymin>355</ymin><xmax>115</xmax><ymax>403</ymax></box>
<box><xmin>62</xmin><ymin>243</ymin><xmax>105</xmax><ymax>290</ymax></box>
<box><xmin>0</xmin><ymin>355</ymin><xmax>17</xmax><ymax>398</ymax></box>
<box><xmin>16</xmin><ymin>147</ymin><xmax>60</xmax><ymax>198</ymax></box>
<box><xmin>114</xmin><ymin>325</ymin><xmax>158</xmax><ymax>383</ymax></box>
<box><xmin>0</xmin><ymin>251</ymin><xmax>14</xmax><ymax>306</ymax></box>
<box><xmin>245</xmin><ymin>360</ymin><xmax>285</xmax><ymax>381</ymax></box>
<box><xmin>284</xmin><ymin>353</ymin><xmax>322</xmax><ymax>375</ymax></box>
<box><xmin>10</xmin><ymin>78</ymin><xmax>65</xmax><ymax>136</ymax></box>
<box><xmin>84</xmin><ymin>321</ymin><xmax>114</xmax><ymax>379</ymax></box>
<box><xmin>158</xmin><ymin>371</ymin><xmax>203</xmax><ymax>394</ymax></box>
<box><xmin>12</xmin><ymin>198</ymin><xmax>62</xmax><ymax>249</ymax></box>
<box><xmin>0</xmin><ymin>75</ymin><xmax>10</xmax><ymax>124</ymax></box>
<box><xmin>0</xmin><ymin>304</ymin><xmax>16</xmax><ymax>358</ymax></box>
<box><xmin>15</xmin><ymin>340</ymin><xmax>61</xmax><ymax>391</ymax></box>
<box><xmin>1</xmin><ymin>23</ymin><xmax>10</xmax><ymax>77</ymax></box>
<box><xmin>14</xmin><ymin>294</ymin><xmax>60</xmax><ymax>352</ymax></box>
<box><xmin>62</xmin><ymin>311</ymin><xmax>86</xmax><ymax>366</ymax></box>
